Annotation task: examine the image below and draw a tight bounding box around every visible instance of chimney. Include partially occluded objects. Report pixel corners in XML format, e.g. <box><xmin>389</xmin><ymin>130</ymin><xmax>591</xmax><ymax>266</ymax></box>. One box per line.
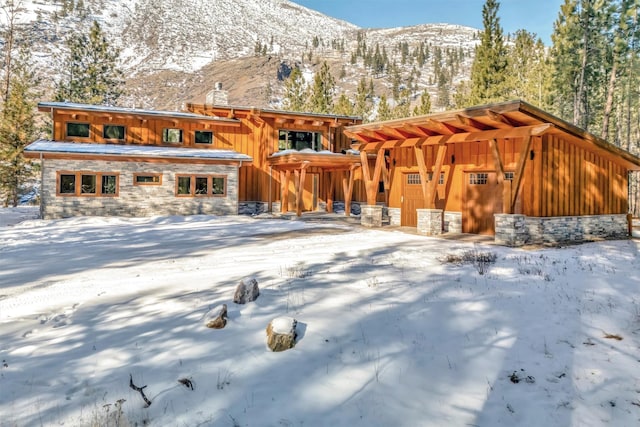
<box><xmin>206</xmin><ymin>82</ymin><xmax>228</xmax><ymax>105</ymax></box>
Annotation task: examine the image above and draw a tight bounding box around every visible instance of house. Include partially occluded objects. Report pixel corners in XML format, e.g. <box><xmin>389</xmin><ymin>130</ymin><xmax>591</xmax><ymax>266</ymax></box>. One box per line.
<box><xmin>25</xmin><ymin>102</ymin><xmax>362</xmax><ymax>219</ymax></box>
<box><xmin>25</xmin><ymin>99</ymin><xmax>640</xmax><ymax>246</ymax></box>
<box><xmin>343</xmin><ymin>100</ymin><xmax>640</xmax><ymax>246</ymax></box>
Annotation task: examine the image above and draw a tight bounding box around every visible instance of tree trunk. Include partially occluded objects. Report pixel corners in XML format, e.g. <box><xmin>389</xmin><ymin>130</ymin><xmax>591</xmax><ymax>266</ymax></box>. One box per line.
<box><xmin>601</xmin><ymin>61</ymin><xmax>617</xmax><ymax>140</ymax></box>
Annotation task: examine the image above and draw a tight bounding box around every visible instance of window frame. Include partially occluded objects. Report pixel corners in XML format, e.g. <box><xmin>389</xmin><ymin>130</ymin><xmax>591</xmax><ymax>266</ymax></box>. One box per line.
<box><xmin>278</xmin><ymin>129</ymin><xmax>323</xmax><ymax>151</ymax></box>
<box><xmin>66</xmin><ymin>122</ymin><xmax>91</xmax><ymax>138</ymax></box>
<box><xmin>162</xmin><ymin>128</ymin><xmax>183</xmax><ymax>144</ymax></box>
<box><xmin>175</xmin><ymin>174</ymin><xmax>227</xmax><ymax>197</ymax></box>
<box><xmin>194</xmin><ymin>130</ymin><xmax>214</xmax><ymax>145</ymax></box>
<box><xmin>133</xmin><ymin>173</ymin><xmax>163</xmax><ymax>186</ymax></box>
<box><xmin>56</xmin><ymin>171</ymin><xmax>119</xmax><ymax>197</ymax></box>
<box><xmin>469</xmin><ymin>172</ymin><xmax>489</xmax><ymax>185</ymax></box>
<box><xmin>103</xmin><ymin>124</ymin><xmax>126</xmax><ymax>141</ymax></box>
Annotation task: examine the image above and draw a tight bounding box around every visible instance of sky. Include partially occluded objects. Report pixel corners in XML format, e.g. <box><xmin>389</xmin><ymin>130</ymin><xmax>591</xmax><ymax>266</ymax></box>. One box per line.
<box><xmin>290</xmin><ymin>0</ymin><xmax>565</xmax><ymax>45</ymax></box>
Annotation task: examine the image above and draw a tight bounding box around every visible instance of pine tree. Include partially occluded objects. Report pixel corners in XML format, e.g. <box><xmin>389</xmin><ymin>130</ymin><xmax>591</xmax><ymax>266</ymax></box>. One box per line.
<box><xmin>467</xmin><ymin>0</ymin><xmax>509</xmax><ymax>105</ymax></box>
<box><xmin>376</xmin><ymin>95</ymin><xmax>392</xmax><ymax>121</ymax></box>
<box><xmin>54</xmin><ymin>20</ymin><xmax>124</xmax><ymax>105</ymax></box>
<box><xmin>0</xmin><ymin>47</ymin><xmax>40</xmax><ymax>207</ymax></box>
<box><xmin>354</xmin><ymin>77</ymin><xmax>373</xmax><ymax>121</ymax></box>
<box><xmin>306</xmin><ymin>61</ymin><xmax>335</xmax><ymax>114</ymax></box>
<box><xmin>413</xmin><ymin>89</ymin><xmax>432</xmax><ymax>116</ymax></box>
<box><xmin>505</xmin><ymin>30</ymin><xmax>552</xmax><ymax>109</ymax></box>
<box><xmin>282</xmin><ymin>66</ymin><xmax>307</xmax><ymax>112</ymax></box>
<box><xmin>334</xmin><ymin>93</ymin><xmax>354</xmax><ymax>116</ymax></box>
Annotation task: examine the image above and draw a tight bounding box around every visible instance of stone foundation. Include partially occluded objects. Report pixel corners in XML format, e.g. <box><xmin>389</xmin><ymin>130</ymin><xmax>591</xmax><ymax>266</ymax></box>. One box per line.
<box><xmin>388</xmin><ymin>207</ymin><xmax>401</xmax><ymax>226</ymax></box>
<box><xmin>495</xmin><ymin>213</ymin><xmax>630</xmax><ymax>246</ymax></box>
<box><xmin>494</xmin><ymin>214</ymin><xmax>528</xmax><ymax>247</ymax></box>
<box><xmin>360</xmin><ymin>205</ymin><xmax>383</xmax><ymax>227</ymax></box>
<box><xmin>417</xmin><ymin>209</ymin><xmax>443</xmax><ymax>236</ymax></box>
<box><xmin>443</xmin><ymin>211</ymin><xmax>462</xmax><ymax>233</ymax></box>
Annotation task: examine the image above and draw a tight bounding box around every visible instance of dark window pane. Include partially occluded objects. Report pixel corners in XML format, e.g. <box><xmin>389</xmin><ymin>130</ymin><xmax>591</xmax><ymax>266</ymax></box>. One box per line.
<box><xmin>60</xmin><ymin>174</ymin><xmax>76</xmax><ymax>194</ymax></box>
<box><xmin>81</xmin><ymin>174</ymin><xmax>96</xmax><ymax>194</ymax></box>
<box><xmin>135</xmin><ymin>175</ymin><xmax>161</xmax><ymax>184</ymax></box>
<box><xmin>195</xmin><ymin>131</ymin><xmax>213</xmax><ymax>144</ymax></box>
<box><xmin>67</xmin><ymin>123</ymin><xmax>90</xmax><ymax>138</ymax></box>
<box><xmin>101</xmin><ymin>175</ymin><xmax>117</xmax><ymax>194</ymax></box>
<box><xmin>212</xmin><ymin>177</ymin><xmax>225</xmax><ymax>195</ymax></box>
<box><xmin>103</xmin><ymin>125</ymin><xmax>125</xmax><ymax>140</ymax></box>
<box><xmin>177</xmin><ymin>176</ymin><xmax>191</xmax><ymax>195</ymax></box>
<box><xmin>163</xmin><ymin>128</ymin><xmax>183</xmax><ymax>143</ymax></box>
<box><xmin>195</xmin><ymin>177</ymin><xmax>208</xmax><ymax>194</ymax></box>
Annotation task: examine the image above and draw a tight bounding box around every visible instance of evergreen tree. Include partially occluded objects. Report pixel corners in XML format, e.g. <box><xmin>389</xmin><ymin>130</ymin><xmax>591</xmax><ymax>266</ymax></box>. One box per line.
<box><xmin>306</xmin><ymin>61</ymin><xmax>335</xmax><ymax>114</ymax></box>
<box><xmin>282</xmin><ymin>66</ymin><xmax>307</xmax><ymax>112</ymax></box>
<box><xmin>467</xmin><ymin>0</ymin><xmax>509</xmax><ymax>105</ymax></box>
<box><xmin>54</xmin><ymin>20</ymin><xmax>124</xmax><ymax>105</ymax></box>
<box><xmin>0</xmin><ymin>47</ymin><xmax>40</xmax><ymax>207</ymax></box>
<box><xmin>334</xmin><ymin>93</ymin><xmax>354</xmax><ymax>117</ymax></box>
<box><xmin>354</xmin><ymin>77</ymin><xmax>373</xmax><ymax>121</ymax></box>
<box><xmin>505</xmin><ymin>30</ymin><xmax>553</xmax><ymax>109</ymax></box>
<box><xmin>413</xmin><ymin>89</ymin><xmax>432</xmax><ymax>116</ymax></box>
<box><xmin>376</xmin><ymin>95</ymin><xmax>393</xmax><ymax>121</ymax></box>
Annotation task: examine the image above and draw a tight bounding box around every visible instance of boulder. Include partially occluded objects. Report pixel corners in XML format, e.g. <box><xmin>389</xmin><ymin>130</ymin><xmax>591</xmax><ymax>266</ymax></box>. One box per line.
<box><xmin>204</xmin><ymin>304</ymin><xmax>227</xmax><ymax>329</ymax></box>
<box><xmin>233</xmin><ymin>278</ymin><xmax>260</xmax><ymax>304</ymax></box>
<box><xmin>266</xmin><ymin>317</ymin><xmax>297</xmax><ymax>352</ymax></box>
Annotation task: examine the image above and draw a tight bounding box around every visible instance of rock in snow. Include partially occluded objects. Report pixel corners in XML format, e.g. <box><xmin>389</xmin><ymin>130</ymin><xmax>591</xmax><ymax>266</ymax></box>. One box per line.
<box><xmin>233</xmin><ymin>278</ymin><xmax>260</xmax><ymax>304</ymax></box>
<box><xmin>266</xmin><ymin>317</ymin><xmax>297</xmax><ymax>352</ymax></box>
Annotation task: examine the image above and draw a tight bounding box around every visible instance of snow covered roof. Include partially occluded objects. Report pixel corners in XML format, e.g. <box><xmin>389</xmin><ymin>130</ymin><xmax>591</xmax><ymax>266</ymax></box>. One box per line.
<box><xmin>38</xmin><ymin>102</ymin><xmax>240</xmax><ymax>124</ymax></box>
<box><xmin>25</xmin><ymin>140</ymin><xmax>252</xmax><ymax>162</ymax></box>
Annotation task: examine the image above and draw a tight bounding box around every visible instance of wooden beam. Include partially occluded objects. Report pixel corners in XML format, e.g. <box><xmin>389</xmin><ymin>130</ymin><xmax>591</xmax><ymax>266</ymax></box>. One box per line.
<box><xmin>456</xmin><ymin>114</ymin><xmax>495</xmax><ymax>131</ymax></box>
<box><xmin>293</xmin><ymin>162</ymin><xmax>310</xmax><ymax>217</ymax></box>
<box><xmin>414</xmin><ymin>145</ymin><xmax>431</xmax><ymax>205</ymax></box>
<box><xmin>427</xmin><ymin>143</ymin><xmax>447</xmax><ymax>209</ymax></box>
<box><xmin>280</xmin><ymin>170</ymin><xmax>290</xmax><ymax>213</ymax></box>
<box><xmin>342</xmin><ymin>164</ymin><xmax>359</xmax><ymax>216</ymax></box>
<box><xmin>486</xmin><ymin>110</ymin><xmax>525</xmax><ymax>127</ymax></box>
<box><xmin>489</xmin><ymin>138</ymin><xmax>511</xmax><ymax>213</ymax></box>
<box><xmin>327</xmin><ymin>171</ymin><xmax>335</xmax><ymax>213</ymax></box>
<box><xmin>358</xmin><ymin>124</ymin><xmax>553</xmax><ymax>152</ymax></box>
<box><xmin>403</xmin><ymin>123</ymin><xmax>438</xmax><ymax>138</ymax></box>
<box><xmin>360</xmin><ymin>149</ymin><xmax>385</xmax><ymax>205</ymax></box>
<box><xmin>511</xmin><ymin>134</ymin><xmax>533</xmax><ymax>212</ymax></box>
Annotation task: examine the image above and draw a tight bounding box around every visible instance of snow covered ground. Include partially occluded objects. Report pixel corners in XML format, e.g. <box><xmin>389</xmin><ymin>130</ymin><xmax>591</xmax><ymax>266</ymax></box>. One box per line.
<box><xmin>1</xmin><ymin>207</ymin><xmax>639</xmax><ymax>426</ymax></box>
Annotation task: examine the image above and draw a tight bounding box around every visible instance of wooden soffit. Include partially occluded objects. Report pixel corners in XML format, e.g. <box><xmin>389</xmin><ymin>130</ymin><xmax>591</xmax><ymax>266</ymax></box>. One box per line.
<box><xmin>267</xmin><ymin>151</ymin><xmax>361</xmax><ymax>171</ymax></box>
<box><xmin>344</xmin><ymin>100</ymin><xmax>640</xmax><ymax>170</ymax></box>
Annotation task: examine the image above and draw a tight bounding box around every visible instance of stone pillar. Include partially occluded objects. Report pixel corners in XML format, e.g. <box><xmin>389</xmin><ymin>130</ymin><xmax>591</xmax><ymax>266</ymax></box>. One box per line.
<box><xmin>360</xmin><ymin>204</ymin><xmax>383</xmax><ymax>228</ymax></box>
<box><xmin>417</xmin><ymin>209</ymin><xmax>443</xmax><ymax>236</ymax></box>
<box><xmin>494</xmin><ymin>214</ymin><xmax>527</xmax><ymax>247</ymax></box>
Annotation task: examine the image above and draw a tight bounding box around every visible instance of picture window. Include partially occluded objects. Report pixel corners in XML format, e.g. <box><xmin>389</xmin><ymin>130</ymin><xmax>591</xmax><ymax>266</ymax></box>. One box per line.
<box><xmin>66</xmin><ymin>122</ymin><xmax>90</xmax><ymax>138</ymax></box>
<box><xmin>194</xmin><ymin>130</ymin><xmax>213</xmax><ymax>144</ymax></box>
<box><xmin>163</xmin><ymin>128</ymin><xmax>183</xmax><ymax>144</ymax></box>
<box><xmin>57</xmin><ymin>172</ymin><xmax>118</xmax><ymax>196</ymax></box>
<box><xmin>175</xmin><ymin>174</ymin><xmax>226</xmax><ymax>197</ymax></box>
<box><xmin>103</xmin><ymin>125</ymin><xmax>125</xmax><ymax>140</ymax></box>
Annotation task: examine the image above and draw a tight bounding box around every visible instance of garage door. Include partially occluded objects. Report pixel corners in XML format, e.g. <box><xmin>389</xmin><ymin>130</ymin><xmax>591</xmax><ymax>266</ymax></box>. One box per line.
<box><xmin>463</xmin><ymin>172</ymin><xmax>504</xmax><ymax>235</ymax></box>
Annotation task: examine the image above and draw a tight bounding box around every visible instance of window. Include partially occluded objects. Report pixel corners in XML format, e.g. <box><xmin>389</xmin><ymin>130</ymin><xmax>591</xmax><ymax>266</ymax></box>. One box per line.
<box><xmin>134</xmin><ymin>173</ymin><xmax>162</xmax><ymax>185</ymax></box>
<box><xmin>278</xmin><ymin>130</ymin><xmax>323</xmax><ymax>151</ymax></box>
<box><xmin>407</xmin><ymin>173</ymin><xmax>421</xmax><ymax>185</ymax></box>
<box><xmin>163</xmin><ymin>128</ymin><xmax>183</xmax><ymax>144</ymax></box>
<box><xmin>57</xmin><ymin>172</ymin><xmax>118</xmax><ymax>196</ymax></box>
<box><xmin>194</xmin><ymin>130</ymin><xmax>213</xmax><ymax>144</ymax></box>
<box><xmin>66</xmin><ymin>122</ymin><xmax>90</xmax><ymax>138</ymax></box>
<box><xmin>59</xmin><ymin>174</ymin><xmax>76</xmax><ymax>194</ymax></box>
<box><xmin>469</xmin><ymin>173</ymin><xmax>488</xmax><ymax>185</ymax></box>
<box><xmin>504</xmin><ymin>172</ymin><xmax>514</xmax><ymax>181</ymax></box>
<box><xmin>428</xmin><ymin>172</ymin><xmax>445</xmax><ymax>185</ymax></box>
<box><xmin>103</xmin><ymin>125</ymin><xmax>125</xmax><ymax>140</ymax></box>
<box><xmin>175</xmin><ymin>174</ymin><xmax>226</xmax><ymax>197</ymax></box>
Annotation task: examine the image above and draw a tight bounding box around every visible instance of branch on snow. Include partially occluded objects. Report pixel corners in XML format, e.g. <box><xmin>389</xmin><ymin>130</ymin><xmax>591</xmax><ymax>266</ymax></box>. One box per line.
<box><xmin>129</xmin><ymin>374</ymin><xmax>152</xmax><ymax>407</ymax></box>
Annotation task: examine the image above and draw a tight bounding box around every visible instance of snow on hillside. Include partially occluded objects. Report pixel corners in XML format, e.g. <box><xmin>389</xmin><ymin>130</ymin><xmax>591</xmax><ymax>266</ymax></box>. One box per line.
<box><xmin>1</xmin><ymin>208</ymin><xmax>639</xmax><ymax>426</ymax></box>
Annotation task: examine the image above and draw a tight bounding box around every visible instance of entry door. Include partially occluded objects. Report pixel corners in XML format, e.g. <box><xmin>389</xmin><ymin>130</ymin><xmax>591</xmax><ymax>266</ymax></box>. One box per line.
<box><xmin>463</xmin><ymin>172</ymin><xmax>503</xmax><ymax>235</ymax></box>
<box><xmin>401</xmin><ymin>173</ymin><xmax>424</xmax><ymax>226</ymax></box>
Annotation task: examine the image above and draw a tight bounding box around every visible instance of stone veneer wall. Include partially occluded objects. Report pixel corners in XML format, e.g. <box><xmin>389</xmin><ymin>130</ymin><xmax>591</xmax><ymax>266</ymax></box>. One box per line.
<box><xmin>495</xmin><ymin>213</ymin><xmax>629</xmax><ymax>246</ymax></box>
<box><xmin>41</xmin><ymin>159</ymin><xmax>239</xmax><ymax>219</ymax></box>
<box><xmin>388</xmin><ymin>207</ymin><xmax>401</xmax><ymax>226</ymax></box>
<box><xmin>443</xmin><ymin>212</ymin><xmax>462</xmax><ymax>233</ymax></box>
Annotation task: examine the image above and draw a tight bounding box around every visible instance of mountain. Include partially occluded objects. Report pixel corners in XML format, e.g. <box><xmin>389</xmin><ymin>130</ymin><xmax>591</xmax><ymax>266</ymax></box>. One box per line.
<box><xmin>7</xmin><ymin>0</ymin><xmax>480</xmax><ymax>113</ymax></box>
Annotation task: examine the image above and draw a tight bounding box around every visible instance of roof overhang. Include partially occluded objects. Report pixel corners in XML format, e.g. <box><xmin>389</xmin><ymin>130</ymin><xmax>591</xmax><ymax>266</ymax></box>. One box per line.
<box><xmin>184</xmin><ymin>103</ymin><xmax>362</xmax><ymax>128</ymax></box>
<box><xmin>344</xmin><ymin>100</ymin><xmax>640</xmax><ymax>171</ymax></box>
<box><xmin>38</xmin><ymin>102</ymin><xmax>241</xmax><ymax>127</ymax></box>
<box><xmin>267</xmin><ymin>150</ymin><xmax>361</xmax><ymax>170</ymax></box>
<box><xmin>24</xmin><ymin>140</ymin><xmax>252</xmax><ymax>165</ymax></box>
